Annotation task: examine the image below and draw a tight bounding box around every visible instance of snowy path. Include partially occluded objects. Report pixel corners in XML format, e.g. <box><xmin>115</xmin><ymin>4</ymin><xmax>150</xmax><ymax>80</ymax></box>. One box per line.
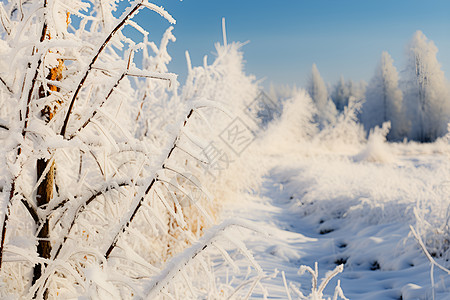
<box><xmin>218</xmin><ymin>150</ymin><xmax>450</xmax><ymax>299</ymax></box>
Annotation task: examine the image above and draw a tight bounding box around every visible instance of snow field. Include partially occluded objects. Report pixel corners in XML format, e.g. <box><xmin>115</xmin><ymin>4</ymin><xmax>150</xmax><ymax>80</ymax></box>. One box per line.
<box><xmin>212</xmin><ymin>105</ymin><xmax>450</xmax><ymax>299</ymax></box>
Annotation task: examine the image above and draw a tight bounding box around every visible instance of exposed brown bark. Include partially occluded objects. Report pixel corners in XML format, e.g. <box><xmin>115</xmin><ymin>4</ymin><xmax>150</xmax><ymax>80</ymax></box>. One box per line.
<box><xmin>32</xmin><ymin>159</ymin><xmax>54</xmax><ymax>297</ymax></box>
<box><xmin>32</xmin><ymin>26</ymin><xmax>65</xmax><ymax>297</ymax></box>
<box><xmin>0</xmin><ymin>1</ymin><xmax>49</xmax><ymax>273</ymax></box>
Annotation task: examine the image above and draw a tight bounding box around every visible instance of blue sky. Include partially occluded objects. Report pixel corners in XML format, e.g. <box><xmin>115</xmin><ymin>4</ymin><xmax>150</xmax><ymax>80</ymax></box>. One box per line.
<box><xmin>130</xmin><ymin>0</ymin><xmax>450</xmax><ymax>89</ymax></box>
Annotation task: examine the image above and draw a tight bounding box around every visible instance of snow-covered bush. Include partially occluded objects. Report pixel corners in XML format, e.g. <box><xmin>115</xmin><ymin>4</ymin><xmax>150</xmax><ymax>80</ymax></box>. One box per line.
<box><xmin>261</xmin><ymin>88</ymin><xmax>318</xmax><ymax>154</ymax></box>
<box><xmin>314</xmin><ymin>97</ymin><xmax>366</xmax><ymax>153</ymax></box>
<box><xmin>0</xmin><ymin>2</ymin><xmax>264</xmax><ymax>299</ymax></box>
<box><xmin>354</xmin><ymin>122</ymin><xmax>394</xmax><ymax>163</ymax></box>
<box><xmin>261</xmin><ymin>84</ymin><xmax>366</xmax><ymax>157</ymax></box>
<box><xmin>413</xmin><ymin>166</ymin><xmax>450</xmax><ymax>261</ymax></box>
<box><xmin>180</xmin><ymin>39</ymin><xmax>267</xmax><ymax>204</ymax></box>
<box><xmin>284</xmin><ymin>263</ymin><xmax>347</xmax><ymax>300</ymax></box>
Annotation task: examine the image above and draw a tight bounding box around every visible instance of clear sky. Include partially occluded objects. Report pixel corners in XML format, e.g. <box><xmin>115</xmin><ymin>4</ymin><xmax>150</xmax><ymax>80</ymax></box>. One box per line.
<box><xmin>129</xmin><ymin>0</ymin><xmax>450</xmax><ymax>89</ymax></box>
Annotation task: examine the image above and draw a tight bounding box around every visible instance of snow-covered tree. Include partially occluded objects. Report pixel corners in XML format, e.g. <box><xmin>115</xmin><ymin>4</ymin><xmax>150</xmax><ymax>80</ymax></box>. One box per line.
<box><xmin>332</xmin><ymin>76</ymin><xmax>350</xmax><ymax>111</ymax></box>
<box><xmin>307</xmin><ymin>64</ymin><xmax>337</xmax><ymax>127</ymax></box>
<box><xmin>362</xmin><ymin>52</ymin><xmax>405</xmax><ymax>140</ymax></box>
<box><xmin>402</xmin><ymin>30</ymin><xmax>450</xmax><ymax>142</ymax></box>
<box><xmin>332</xmin><ymin>76</ymin><xmax>366</xmax><ymax>112</ymax></box>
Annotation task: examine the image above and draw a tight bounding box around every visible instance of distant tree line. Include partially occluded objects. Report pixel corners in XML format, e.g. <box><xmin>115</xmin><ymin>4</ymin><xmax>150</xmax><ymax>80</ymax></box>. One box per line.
<box><xmin>307</xmin><ymin>30</ymin><xmax>450</xmax><ymax>142</ymax></box>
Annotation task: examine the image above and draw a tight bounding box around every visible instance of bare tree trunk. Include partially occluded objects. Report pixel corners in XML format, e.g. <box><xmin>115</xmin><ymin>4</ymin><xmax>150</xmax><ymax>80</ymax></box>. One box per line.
<box><xmin>31</xmin><ymin>53</ymin><xmax>64</xmax><ymax>300</ymax></box>
<box><xmin>32</xmin><ymin>159</ymin><xmax>54</xmax><ymax>299</ymax></box>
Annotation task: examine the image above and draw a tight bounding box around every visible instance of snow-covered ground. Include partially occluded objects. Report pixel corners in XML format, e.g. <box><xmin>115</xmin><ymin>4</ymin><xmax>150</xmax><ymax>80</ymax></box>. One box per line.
<box><xmin>214</xmin><ymin>139</ymin><xmax>450</xmax><ymax>299</ymax></box>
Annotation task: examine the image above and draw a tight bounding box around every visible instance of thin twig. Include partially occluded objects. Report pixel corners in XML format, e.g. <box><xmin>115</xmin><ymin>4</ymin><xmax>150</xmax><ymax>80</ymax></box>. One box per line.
<box><xmin>173</xmin><ymin>145</ymin><xmax>208</xmax><ymax>164</ymax></box>
<box><xmin>0</xmin><ymin>76</ymin><xmax>13</xmax><ymax>94</ymax></box>
<box><xmin>104</xmin><ymin>178</ymin><xmax>155</xmax><ymax>258</ymax></box>
<box><xmin>20</xmin><ymin>198</ymin><xmax>39</xmax><ymax>224</ymax></box>
<box><xmin>282</xmin><ymin>271</ymin><xmax>293</xmax><ymax>300</ymax></box>
<box><xmin>410</xmin><ymin>225</ymin><xmax>450</xmax><ymax>274</ymax></box>
<box><xmin>68</xmin><ymin>72</ymin><xmax>126</xmax><ymax>139</ymax></box>
<box><xmin>162</xmin><ymin>165</ymin><xmax>212</xmax><ymax>200</ymax></box>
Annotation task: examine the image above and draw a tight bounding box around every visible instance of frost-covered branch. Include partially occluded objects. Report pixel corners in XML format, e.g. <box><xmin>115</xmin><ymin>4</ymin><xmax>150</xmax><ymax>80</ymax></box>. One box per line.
<box><xmin>60</xmin><ymin>0</ymin><xmax>175</xmax><ymax>138</ymax></box>
<box><xmin>410</xmin><ymin>225</ymin><xmax>450</xmax><ymax>300</ymax></box>
<box><xmin>30</xmin><ymin>180</ymin><xmax>140</xmax><ymax>297</ymax></box>
<box><xmin>51</xmin><ymin>181</ymin><xmax>137</xmax><ymax>259</ymax></box>
<box><xmin>143</xmin><ymin>219</ymin><xmax>264</xmax><ymax>299</ymax></box>
<box><xmin>103</xmin><ymin>109</ymin><xmax>195</xmax><ymax>259</ymax></box>
<box><xmin>0</xmin><ymin>76</ymin><xmax>13</xmax><ymax>94</ymax></box>
<box><xmin>68</xmin><ymin>67</ymin><xmax>176</xmax><ymax>140</ymax></box>
<box><xmin>20</xmin><ymin>197</ymin><xmax>39</xmax><ymax>224</ymax></box>
<box><xmin>291</xmin><ymin>262</ymin><xmax>347</xmax><ymax>300</ymax></box>
<box><xmin>410</xmin><ymin>225</ymin><xmax>450</xmax><ymax>275</ymax></box>
<box><xmin>0</xmin><ymin>3</ymin><xmax>11</xmax><ymax>34</ymax></box>
<box><xmin>21</xmin><ymin>0</ymin><xmax>49</xmax><ymax>137</ymax></box>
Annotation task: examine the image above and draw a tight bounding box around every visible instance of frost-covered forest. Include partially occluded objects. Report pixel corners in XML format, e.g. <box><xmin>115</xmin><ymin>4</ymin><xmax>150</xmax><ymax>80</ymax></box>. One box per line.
<box><xmin>309</xmin><ymin>30</ymin><xmax>450</xmax><ymax>143</ymax></box>
<box><xmin>0</xmin><ymin>1</ymin><xmax>449</xmax><ymax>299</ymax></box>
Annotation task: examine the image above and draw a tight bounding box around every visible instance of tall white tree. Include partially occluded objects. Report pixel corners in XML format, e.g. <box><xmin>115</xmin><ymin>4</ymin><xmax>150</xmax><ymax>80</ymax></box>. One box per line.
<box><xmin>307</xmin><ymin>64</ymin><xmax>337</xmax><ymax>126</ymax></box>
<box><xmin>402</xmin><ymin>30</ymin><xmax>450</xmax><ymax>142</ymax></box>
<box><xmin>362</xmin><ymin>52</ymin><xmax>405</xmax><ymax>140</ymax></box>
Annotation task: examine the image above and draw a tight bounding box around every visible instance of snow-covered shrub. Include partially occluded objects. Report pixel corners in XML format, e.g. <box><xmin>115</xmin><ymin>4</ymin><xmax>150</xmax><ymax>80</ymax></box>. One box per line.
<box><xmin>354</xmin><ymin>122</ymin><xmax>394</xmax><ymax>163</ymax></box>
<box><xmin>0</xmin><ymin>2</ymin><xmax>263</xmax><ymax>299</ymax></box>
<box><xmin>413</xmin><ymin>179</ymin><xmax>450</xmax><ymax>260</ymax></box>
<box><xmin>260</xmin><ymin>84</ymin><xmax>365</xmax><ymax>156</ymax></box>
<box><xmin>182</xmin><ymin>40</ymin><xmax>258</xmax><ymax>115</ymax></box>
<box><xmin>180</xmin><ymin>39</ymin><xmax>266</xmax><ymax>204</ymax></box>
<box><xmin>314</xmin><ymin>97</ymin><xmax>366</xmax><ymax>153</ymax></box>
<box><xmin>261</xmin><ymin>88</ymin><xmax>318</xmax><ymax>154</ymax></box>
<box><xmin>284</xmin><ymin>263</ymin><xmax>348</xmax><ymax>300</ymax></box>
